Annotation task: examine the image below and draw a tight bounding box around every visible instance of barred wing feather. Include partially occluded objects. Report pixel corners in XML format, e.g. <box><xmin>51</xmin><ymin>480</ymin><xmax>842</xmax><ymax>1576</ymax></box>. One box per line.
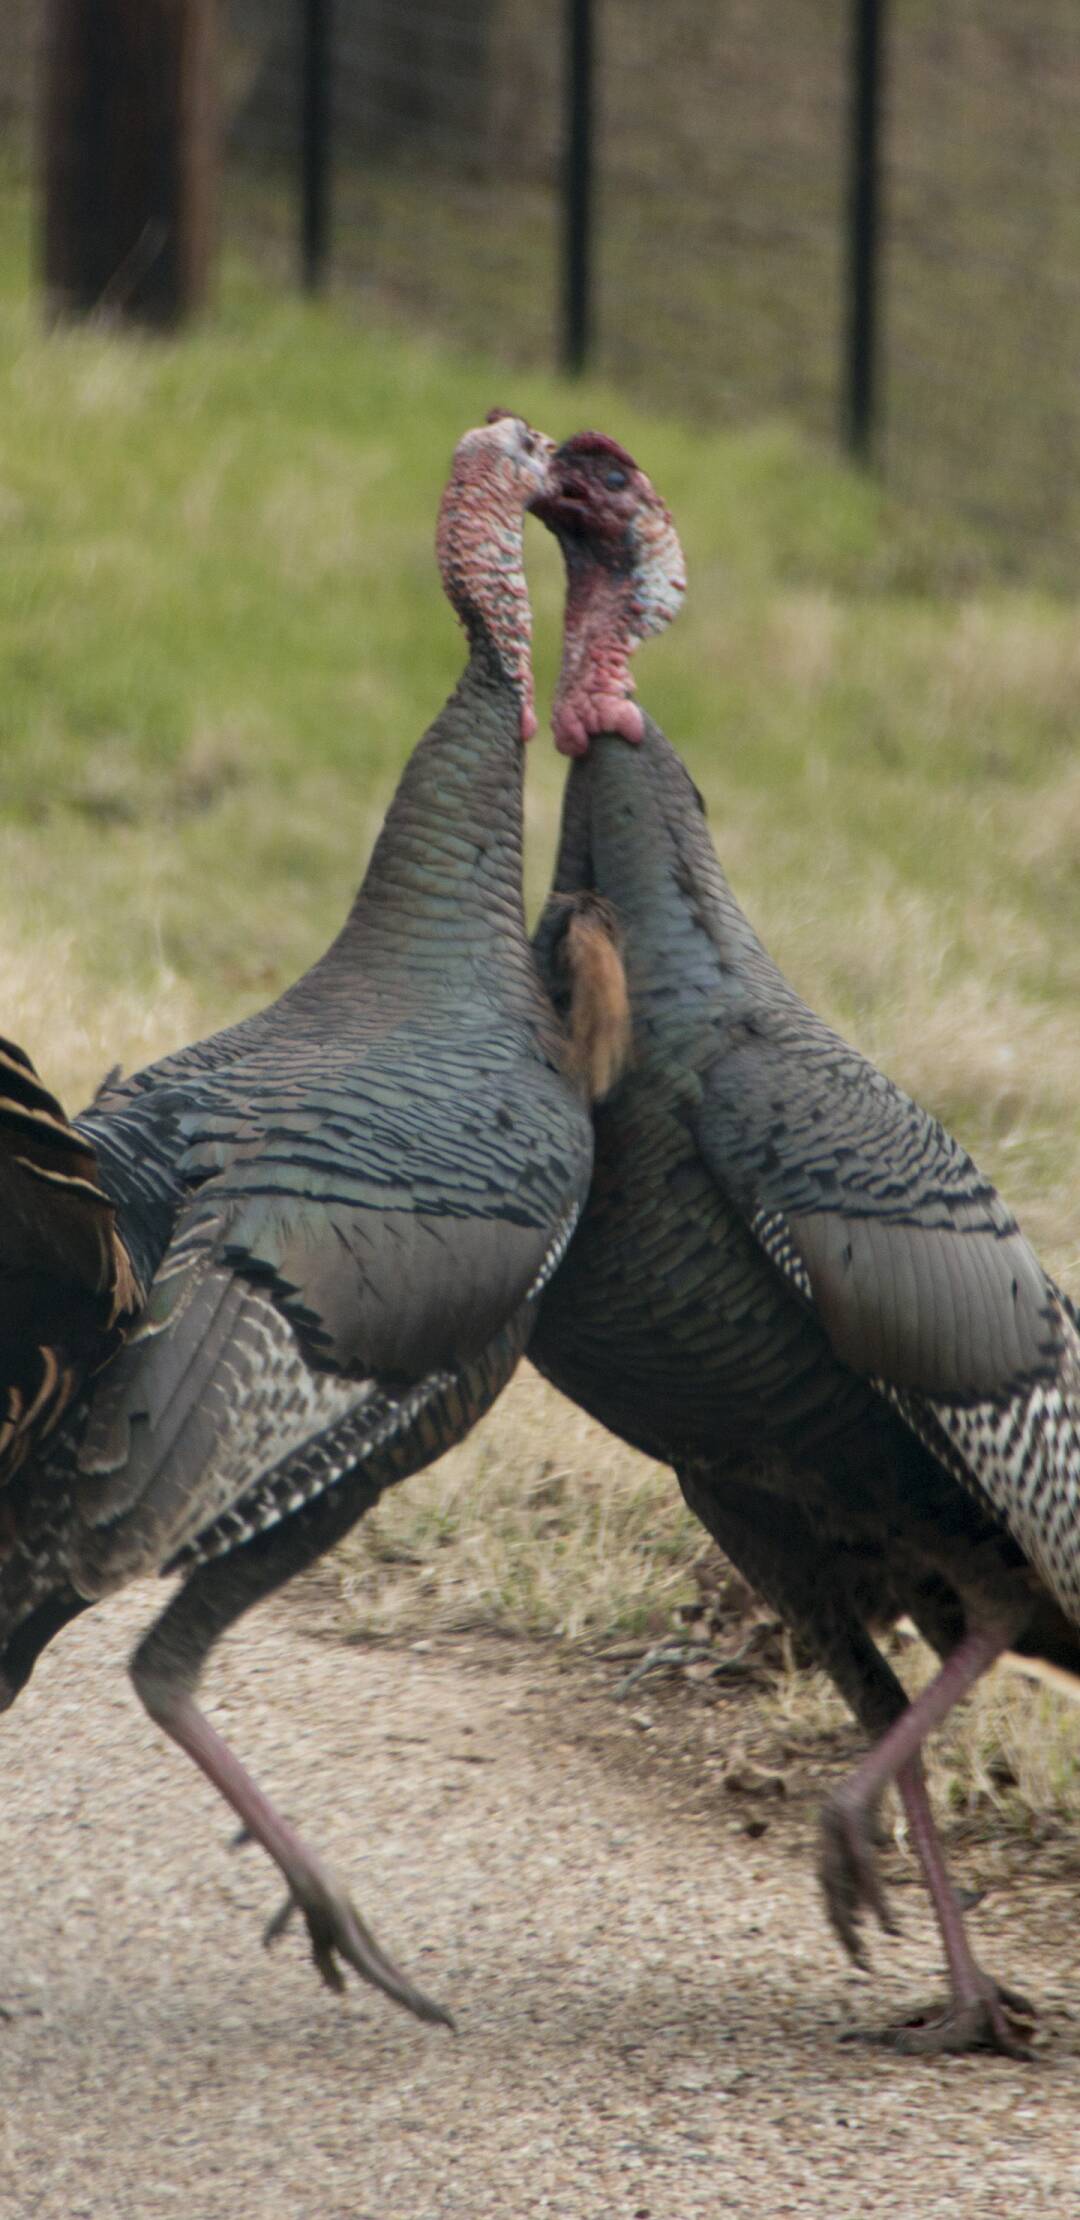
<box><xmin>691</xmin><ymin>1006</ymin><xmax>1062</xmax><ymax>1399</ymax></box>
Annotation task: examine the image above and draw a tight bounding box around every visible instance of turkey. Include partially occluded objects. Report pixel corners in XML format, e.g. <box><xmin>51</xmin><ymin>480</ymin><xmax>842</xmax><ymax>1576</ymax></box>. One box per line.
<box><xmin>530</xmin><ymin>431</ymin><xmax>1080</xmax><ymax>2057</ymax></box>
<box><xmin>0</xmin><ymin>412</ymin><xmax>596</xmax><ymax>2029</ymax></box>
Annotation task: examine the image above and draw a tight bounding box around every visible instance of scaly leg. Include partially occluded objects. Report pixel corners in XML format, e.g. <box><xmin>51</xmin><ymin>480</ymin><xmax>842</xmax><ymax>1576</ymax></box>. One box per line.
<box><xmin>821</xmin><ymin>1623</ymin><xmax>1032</xmax><ymax>2057</ymax></box>
<box><xmin>130</xmin><ymin>1481</ymin><xmax>455</xmax><ymax>2028</ymax></box>
<box><xmin>135</xmin><ymin>1665</ymin><xmax>452</xmax><ymax>2025</ymax></box>
<box><xmin>678</xmin><ymin>1472</ymin><xmax>1032</xmax><ymax>2054</ymax></box>
<box><xmin>883</xmin><ymin>1757</ymin><xmax>1033</xmax><ymax>2056</ymax></box>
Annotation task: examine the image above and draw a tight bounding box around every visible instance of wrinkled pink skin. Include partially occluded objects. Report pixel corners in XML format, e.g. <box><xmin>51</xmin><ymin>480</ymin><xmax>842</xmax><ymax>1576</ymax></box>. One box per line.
<box><xmin>556</xmin><ymin>698</ymin><xmax>643</xmax><ymax>757</ymax></box>
<box><xmin>435</xmin><ymin>413</ymin><xmax>553</xmax><ymax>744</ymax></box>
<box><xmin>551</xmin><ymin>572</ymin><xmax>647</xmax><ymax>757</ymax></box>
<box><xmin>537</xmin><ymin>434</ymin><xmax>686</xmax><ymax>756</ymax></box>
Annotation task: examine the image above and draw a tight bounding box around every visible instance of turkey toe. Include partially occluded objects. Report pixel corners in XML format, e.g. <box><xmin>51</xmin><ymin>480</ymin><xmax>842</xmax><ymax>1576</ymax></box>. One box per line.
<box><xmin>819</xmin><ymin>1790</ymin><xmax>899</xmax><ymax>1962</ymax></box>
<box><xmin>847</xmin><ymin>1982</ymin><xmax>1035</xmax><ymax>2060</ymax></box>
<box><xmin>265</xmin><ymin>1865</ymin><xmax>455</xmax><ymax>2028</ymax></box>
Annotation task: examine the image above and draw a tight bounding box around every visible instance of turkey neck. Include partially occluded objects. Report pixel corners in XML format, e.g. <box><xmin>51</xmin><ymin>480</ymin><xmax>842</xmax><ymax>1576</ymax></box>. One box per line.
<box><xmin>292</xmin><ymin>436</ymin><xmax>539</xmax><ymax>1005</ymax></box>
<box><xmin>549</xmin><ymin>719</ymin><xmax>788</xmax><ymax>1019</ymax></box>
<box><xmin>325</xmin><ymin>646</ymin><xmax>531</xmax><ymax>981</ymax></box>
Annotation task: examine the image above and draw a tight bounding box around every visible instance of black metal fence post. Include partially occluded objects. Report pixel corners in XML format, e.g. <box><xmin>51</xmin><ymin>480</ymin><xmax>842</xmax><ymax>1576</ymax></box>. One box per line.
<box><xmin>844</xmin><ymin>0</ymin><xmax>885</xmax><ymax>461</ymax></box>
<box><xmin>300</xmin><ymin>0</ymin><xmax>331</xmax><ymax>291</ymax></box>
<box><xmin>562</xmin><ymin>0</ymin><xmax>593</xmax><ymax>376</ymax></box>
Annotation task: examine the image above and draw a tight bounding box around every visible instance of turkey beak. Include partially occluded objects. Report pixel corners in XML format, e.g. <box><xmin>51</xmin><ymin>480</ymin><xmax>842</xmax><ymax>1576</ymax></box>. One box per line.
<box><xmin>484</xmin><ymin>410</ymin><xmax>555</xmax><ymax>500</ymax></box>
<box><xmin>518</xmin><ymin>426</ymin><xmax>556</xmax><ymax>504</ymax></box>
<box><xmin>528</xmin><ymin>466</ymin><xmax>592</xmax><ymax>533</ymax></box>
<box><xmin>460</xmin><ymin>414</ymin><xmax>554</xmax><ymax>504</ymax></box>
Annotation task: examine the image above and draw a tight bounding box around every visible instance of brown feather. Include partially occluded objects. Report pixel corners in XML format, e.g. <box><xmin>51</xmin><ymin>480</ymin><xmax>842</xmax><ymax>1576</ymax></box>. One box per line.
<box><xmin>0</xmin><ymin>1033</ymin><xmax>143</xmax><ymax>1487</ymax></box>
<box><xmin>559</xmin><ymin>894</ymin><xmax>632</xmax><ymax>1103</ymax></box>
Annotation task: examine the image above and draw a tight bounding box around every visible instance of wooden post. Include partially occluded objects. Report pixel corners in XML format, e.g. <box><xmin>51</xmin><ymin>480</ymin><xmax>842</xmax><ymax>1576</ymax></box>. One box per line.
<box><xmin>41</xmin><ymin>0</ymin><xmax>216</xmax><ymax>328</ymax></box>
<box><xmin>844</xmin><ymin>0</ymin><xmax>886</xmax><ymax>461</ymax></box>
<box><xmin>300</xmin><ymin>0</ymin><xmax>333</xmax><ymax>292</ymax></box>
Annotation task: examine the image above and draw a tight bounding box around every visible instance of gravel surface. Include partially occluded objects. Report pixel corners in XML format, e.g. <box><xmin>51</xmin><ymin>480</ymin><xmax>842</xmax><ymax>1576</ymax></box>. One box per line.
<box><xmin>2</xmin><ymin>1574</ymin><xmax>1079</xmax><ymax>2219</ymax></box>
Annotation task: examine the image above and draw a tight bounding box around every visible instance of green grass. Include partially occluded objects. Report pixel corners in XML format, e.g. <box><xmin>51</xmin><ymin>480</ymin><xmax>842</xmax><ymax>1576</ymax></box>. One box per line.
<box><xmin>2</xmin><ymin>176</ymin><xmax>1080</xmax><ymax>1716</ymax></box>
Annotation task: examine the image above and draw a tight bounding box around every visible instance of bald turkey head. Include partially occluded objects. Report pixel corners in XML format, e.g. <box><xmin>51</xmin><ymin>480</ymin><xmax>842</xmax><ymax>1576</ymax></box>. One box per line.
<box><xmin>530</xmin><ymin>433</ymin><xmax>686</xmax><ymax>757</ymax></box>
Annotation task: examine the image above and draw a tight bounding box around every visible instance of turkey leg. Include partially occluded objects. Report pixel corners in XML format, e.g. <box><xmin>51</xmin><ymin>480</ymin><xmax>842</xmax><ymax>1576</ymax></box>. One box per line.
<box><xmin>678</xmin><ymin>1473</ymin><xmax>1030</xmax><ymax>2056</ymax></box>
<box><xmin>136</xmin><ymin>1672</ymin><xmax>452</xmax><ymax>2025</ymax></box>
<box><xmin>821</xmin><ymin>1623</ymin><xmax>1032</xmax><ymax>2056</ymax></box>
<box><xmin>129</xmin><ymin>1483</ymin><xmax>455</xmax><ymax>2028</ymax></box>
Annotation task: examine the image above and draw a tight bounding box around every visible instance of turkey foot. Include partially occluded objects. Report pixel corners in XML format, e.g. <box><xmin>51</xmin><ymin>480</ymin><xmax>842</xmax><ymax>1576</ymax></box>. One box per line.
<box><xmin>819</xmin><ymin>1784</ymin><xmax>898</xmax><ymax>1965</ymax></box>
<box><xmin>264</xmin><ymin>1867</ymin><xmax>455</xmax><ymax>2027</ymax></box>
<box><xmin>843</xmin><ymin>1978</ymin><xmax>1035</xmax><ymax>2060</ymax></box>
<box><xmin>136</xmin><ymin>1674</ymin><xmax>454</xmax><ymax>2028</ymax></box>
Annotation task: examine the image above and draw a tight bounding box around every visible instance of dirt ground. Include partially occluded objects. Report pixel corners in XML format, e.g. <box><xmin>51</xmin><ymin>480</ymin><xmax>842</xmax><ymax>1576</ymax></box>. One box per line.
<box><xmin>2</xmin><ymin>1572</ymin><xmax>1079</xmax><ymax>2220</ymax></box>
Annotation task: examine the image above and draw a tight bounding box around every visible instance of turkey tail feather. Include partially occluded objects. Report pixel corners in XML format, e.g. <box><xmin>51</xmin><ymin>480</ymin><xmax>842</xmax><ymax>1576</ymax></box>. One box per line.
<box><xmin>0</xmin><ymin>1034</ymin><xmax>141</xmax><ymax>1485</ymax></box>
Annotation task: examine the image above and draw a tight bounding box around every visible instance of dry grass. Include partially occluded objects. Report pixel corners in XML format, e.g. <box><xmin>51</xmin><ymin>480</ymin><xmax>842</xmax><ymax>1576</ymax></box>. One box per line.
<box><xmin>335</xmin><ymin>1364</ymin><xmax>700</xmax><ymax>1644</ymax></box>
<box><xmin>0</xmin><ymin>908</ymin><xmax>202</xmax><ymax>1115</ymax></box>
<box><xmin>1020</xmin><ymin>755</ymin><xmax>1080</xmax><ymax>884</ymax></box>
<box><xmin>793</xmin><ymin>882</ymin><xmax>1080</xmax><ymax>1275</ymax></box>
<box><xmin>761</xmin><ymin>1628</ymin><xmax>1080</xmax><ymax>1854</ymax></box>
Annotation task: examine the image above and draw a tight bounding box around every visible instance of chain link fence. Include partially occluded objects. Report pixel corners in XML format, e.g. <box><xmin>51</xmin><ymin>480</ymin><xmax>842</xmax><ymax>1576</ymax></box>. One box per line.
<box><xmin>6</xmin><ymin>1</ymin><xmax>1080</xmax><ymax>578</ymax></box>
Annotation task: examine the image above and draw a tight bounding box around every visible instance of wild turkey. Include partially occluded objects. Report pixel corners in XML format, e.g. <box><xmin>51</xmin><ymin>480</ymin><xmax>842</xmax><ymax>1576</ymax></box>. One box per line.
<box><xmin>0</xmin><ymin>413</ymin><xmax>596</xmax><ymax>2028</ymax></box>
<box><xmin>530</xmin><ymin>431</ymin><xmax>1080</xmax><ymax>2057</ymax></box>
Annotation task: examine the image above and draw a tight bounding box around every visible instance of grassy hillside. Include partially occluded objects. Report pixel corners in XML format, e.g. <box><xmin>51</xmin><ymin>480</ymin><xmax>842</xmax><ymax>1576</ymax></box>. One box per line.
<box><xmin>3</xmin><ymin>190</ymin><xmax>1080</xmax><ymax>1825</ymax></box>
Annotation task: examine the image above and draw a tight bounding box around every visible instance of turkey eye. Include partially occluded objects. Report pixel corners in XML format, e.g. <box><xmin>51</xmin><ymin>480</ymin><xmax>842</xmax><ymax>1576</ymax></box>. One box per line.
<box><xmin>604</xmin><ymin>468</ymin><xmax>627</xmax><ymax>490</ymax></box>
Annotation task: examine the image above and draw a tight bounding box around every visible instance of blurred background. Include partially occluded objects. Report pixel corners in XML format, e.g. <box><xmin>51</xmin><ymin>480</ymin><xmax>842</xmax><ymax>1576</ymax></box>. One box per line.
<box><xmin>1</xmin><ymin>2</ymin><xmax>1080</xmax><ymax>1754</ymax></box>
<box><xmin>8</xmin><ymin>0</ymin><xmax>1080</xmax><ymax>567</ymax></box>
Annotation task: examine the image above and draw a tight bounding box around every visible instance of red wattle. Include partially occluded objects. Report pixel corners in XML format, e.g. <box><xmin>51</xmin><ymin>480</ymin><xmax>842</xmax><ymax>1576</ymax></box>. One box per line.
<box><xmin>553</xmin><ymin>694</ymin><xmax>644</xmax><ymax>756</ymax></box>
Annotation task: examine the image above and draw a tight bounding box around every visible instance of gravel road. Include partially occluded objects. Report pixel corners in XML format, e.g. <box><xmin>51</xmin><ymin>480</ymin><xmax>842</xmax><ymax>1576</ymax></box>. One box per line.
<box><xmin>2</xmin><ymin>1573</ymin><xmax>1079</xmax><ymax>2219</ymax></box>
